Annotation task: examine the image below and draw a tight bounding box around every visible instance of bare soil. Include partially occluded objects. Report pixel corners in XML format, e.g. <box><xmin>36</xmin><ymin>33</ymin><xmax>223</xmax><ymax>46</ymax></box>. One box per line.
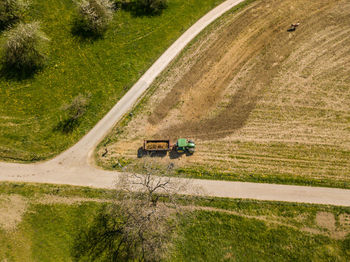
<box><xmin>316</xmin><ymin>212</ymin><xmax>336</xmax><ymax>231</ymax></box>
<box><xmin>0</xmin><ymin>195</ymin><xmax>27</xmax><ymax>231</ymax></box>
<box><xmin>315</xmin><ymin>211</ymin><xmax>350</xmax><ymax>239</ymax></box>
<box><xmin>99</xmin><ymin>0</ymin><xmax>350</xmax><ymax>185</ymax></box>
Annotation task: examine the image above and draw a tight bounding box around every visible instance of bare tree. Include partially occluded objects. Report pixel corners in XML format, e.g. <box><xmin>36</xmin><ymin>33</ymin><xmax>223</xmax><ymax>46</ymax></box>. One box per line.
<box><xmin>72</xmin><ymin>164</ymin><xmax>188</xmax><ymax>262</ymax></box>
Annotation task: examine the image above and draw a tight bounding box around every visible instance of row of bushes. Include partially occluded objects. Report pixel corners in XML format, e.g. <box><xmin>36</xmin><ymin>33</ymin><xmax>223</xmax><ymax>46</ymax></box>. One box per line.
<box><xmin>1</xmin><ymin>0</ymin><xmax>167</xmax><ymax>74</ymax></box>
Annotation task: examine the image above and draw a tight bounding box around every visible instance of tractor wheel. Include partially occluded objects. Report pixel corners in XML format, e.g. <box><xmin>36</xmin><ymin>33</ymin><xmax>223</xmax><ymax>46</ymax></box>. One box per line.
<box><xmin>188</xmin><ymin>148</ymin><xmax>195</xmax><ymax>154</ymax></box>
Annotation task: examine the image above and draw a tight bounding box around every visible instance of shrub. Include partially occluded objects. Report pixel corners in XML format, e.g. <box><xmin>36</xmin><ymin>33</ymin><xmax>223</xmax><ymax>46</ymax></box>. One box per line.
<box><xmin>2</xmin><ymin>22</ymin><xmax>49</xmax><ymax>72</ymax></box>
<box><xmin>135</xmin><ymin>0</ymin><xmax>167</xmax><ymax>15</ymax></box>
<box><xmin>65</xmin><ymin>94</ymin><xmax>89</xmax><ymax>121</ymax></box>
<box><xmin>0</xmin><ymin>0</ymin><xmax>26</xmax><ymax>30</ymax></box>
<box><xmin>74</xmin><ymin>0</ymin><xmax>113</xmax><ymax>37</ymax></box>
<box><xmin>56</xmin><ymin>94</ymin><xmax>90</xmax><ymax>133</ymax></box>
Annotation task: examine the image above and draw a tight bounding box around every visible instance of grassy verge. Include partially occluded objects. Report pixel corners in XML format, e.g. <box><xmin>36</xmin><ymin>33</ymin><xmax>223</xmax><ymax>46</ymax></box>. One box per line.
<box><xmin>96</xmin><ymin>156</ymin><xmax>350</xmax><ymax>189</ymax></box>
<box><xmin>0</xmin><ymin>181</ymin><xmax>113</xmax><ymax>199</ymax></box>
<box><xmin>0</xmin><ymin>0</ymin><xmax>225</xmax><ymax>162</ymax></box>
<box><xmin>174</xmin><ymin>166</ymin><xmax>350</xmax><ymax>189</ymax></box>
<box><xmin>0</xmin><ymin>182</ymin><xmax>349</xmax><ymax>261</ymax></box>
<box><xmin>97</xmin><ymin>157</ymin><xmax>350</xmax><ymax>189</ymax></box>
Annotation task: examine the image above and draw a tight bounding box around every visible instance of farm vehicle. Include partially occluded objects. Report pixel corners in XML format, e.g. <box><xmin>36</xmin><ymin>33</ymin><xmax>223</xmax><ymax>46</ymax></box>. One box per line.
<box><xmin>139</xmin><ymin>138</ymin><xmax>195</xmax><ymax>157</ymax></box>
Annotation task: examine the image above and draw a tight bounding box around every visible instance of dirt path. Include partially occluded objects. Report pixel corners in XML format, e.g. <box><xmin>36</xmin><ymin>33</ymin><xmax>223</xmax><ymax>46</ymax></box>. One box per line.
<box><xmin>1</xmin><ymin>0</ymin><xmax>350</xmax><ymax>207</ymax></box>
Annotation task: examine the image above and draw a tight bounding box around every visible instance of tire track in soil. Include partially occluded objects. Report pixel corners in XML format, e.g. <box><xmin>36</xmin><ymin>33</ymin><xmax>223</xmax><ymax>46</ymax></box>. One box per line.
<box><xmin>149</xmin><ymin>0</ymin><xmax>340</xmax><ymax>141</ymax></box>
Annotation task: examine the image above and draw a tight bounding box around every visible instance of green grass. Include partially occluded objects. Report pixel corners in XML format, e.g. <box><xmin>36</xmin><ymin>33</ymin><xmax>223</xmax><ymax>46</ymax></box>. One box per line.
<box><xmin>174</xmin><ymin>165</ymin><xmax>350</xmax><ymax>189</ymax></box>
<box><xmin>0</xmin><ymin>202</ymin><xmax>102</xmax><ymax>261</ymax></box>
<box><xmin>0</xmin><ymin>0</ymin><xmax>225</xmax><ymax>162</ymax></box>
<box><xmin>171</xmin><ymin>211</ymin><xmax>349</xmax><ymax>262</ymax></box>
<box><xmin>0</xmin><ymin>181</ymin><xmax>113</xmax><ymax>198</ymax></box>
<box><xmin>0</xmin><ymin>182</ymin><xmax>349</xmax><ymax>261</ymax></box>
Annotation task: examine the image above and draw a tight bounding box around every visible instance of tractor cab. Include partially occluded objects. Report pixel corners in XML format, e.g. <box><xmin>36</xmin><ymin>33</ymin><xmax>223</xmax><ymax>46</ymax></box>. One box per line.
<box><xmin>175</xmin><ymin>138</ymin><xmax>195</xmax><ymax>154</ymax></box>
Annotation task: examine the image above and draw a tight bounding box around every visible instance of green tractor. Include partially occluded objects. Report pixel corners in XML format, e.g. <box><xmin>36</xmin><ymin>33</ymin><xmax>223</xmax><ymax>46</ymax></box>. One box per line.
<box><xmin>174</xmin><ymin>138</ymin><xmax>195</xmax><ymax>154</ymax></box>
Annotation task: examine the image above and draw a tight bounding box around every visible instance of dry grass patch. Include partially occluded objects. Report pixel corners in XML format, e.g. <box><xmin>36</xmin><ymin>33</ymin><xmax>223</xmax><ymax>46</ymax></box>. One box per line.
<box><xmin>0</xmin><ymin>194</ymin><xmax>27</xmax><ymax>231</ymax></box>
<box><xmin>316</xmin><ymin>212</ymin><xmax>336</xmax><ymax>232</ymax></box>
<box><xmin>36</xmin><ymin>194</ymin><xmax>110</xmax><ymax>205</ymax></box>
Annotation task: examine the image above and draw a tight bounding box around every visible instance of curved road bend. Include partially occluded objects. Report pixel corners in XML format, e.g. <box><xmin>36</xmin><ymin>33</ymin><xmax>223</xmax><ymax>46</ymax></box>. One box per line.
<box><xmin>1</xmin><ymin>0</ymin><xmax>350</xmax><ymax>207</ymax></box>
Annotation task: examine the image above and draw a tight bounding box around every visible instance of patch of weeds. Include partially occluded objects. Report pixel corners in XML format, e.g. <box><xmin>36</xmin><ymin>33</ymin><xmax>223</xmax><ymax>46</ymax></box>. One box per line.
<box><xmin>55</xmin><ymin>94</ymin><xmax>90</xmax><ymax>134</ymax></box>
<box><xmin>109</xmin><ymin>156</ymin><xmax>132</xmax><ymax>170</ymax></box>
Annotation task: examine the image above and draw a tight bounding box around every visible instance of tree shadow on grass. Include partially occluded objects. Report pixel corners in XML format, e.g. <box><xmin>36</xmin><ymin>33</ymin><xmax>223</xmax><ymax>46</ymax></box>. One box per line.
<box><xmin>71</xmin><ymin>19</ymin><xmax>105</xmax><ymax>42</ymax></box>
<box><xmin>71</xmin><ymin>205</ymin><xmax>131</xmax><ymax>262</ymax></box>
<box><xmin>54</xmin><ymin>94</ymin><xmax>90</xmax><ymax>134</ymax></box>
<box><xmin>116</xmin><ymin>0</ymin><xmax>167</xmax><ymax>17</ymax></box>
<box><xmin>0</xmin><ymin>24</ymin><xmax>10</xmax><ymax>33</ymax></box>
<box><xmin>54</xmin><ymin>118</ymin><xmax>81</xmax><ymax>134</ymax></box>
<box><xmin>0</xmin><ymin>64</ymin><xmax>40</xmax><ymax>81</ymax></box>
<box><xmin>0</xmin><ymin>17</ymin><xmax>20</xmax><ymax>32</ymax></box>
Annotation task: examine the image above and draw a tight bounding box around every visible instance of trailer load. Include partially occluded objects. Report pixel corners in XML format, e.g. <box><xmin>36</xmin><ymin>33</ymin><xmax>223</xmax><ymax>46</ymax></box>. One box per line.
<box><xmin>143</xmin><ymin>140</ymin><xmax>171</xmax><ymax>152</ymax></box>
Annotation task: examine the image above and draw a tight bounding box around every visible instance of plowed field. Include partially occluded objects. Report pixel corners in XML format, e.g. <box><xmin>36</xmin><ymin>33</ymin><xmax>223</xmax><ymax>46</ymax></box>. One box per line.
<box><xmin>98</xmin><ymin>0</ymin><xmax>350</xmax><ymax>188</ymax></box>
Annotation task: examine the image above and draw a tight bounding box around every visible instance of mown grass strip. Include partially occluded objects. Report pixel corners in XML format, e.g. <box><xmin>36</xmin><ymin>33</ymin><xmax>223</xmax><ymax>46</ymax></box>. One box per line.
<box><xmin>175</xmin><ymin>166</ymin><xmax>350</xmax><ymax>189</ymax></box>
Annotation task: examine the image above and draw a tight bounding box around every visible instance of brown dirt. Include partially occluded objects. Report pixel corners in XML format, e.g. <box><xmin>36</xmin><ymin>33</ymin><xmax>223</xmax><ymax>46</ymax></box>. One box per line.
<box><xmin>315</xmin><ymin>211</ymin><xmax>350</xmax><ymax>239</ymax></box>
<box><xmin>149</xmin><ymin>0</ymin><xmax>342</xmax><ymax>140</ymax></box>
<box><xmin>0</xmin><ymin>195</ymin><xmax>27</xmax><ymax>231</ymax></box>
<box><xmin>100</xmin><ymin>0</ymin><xmax>350</xmax><ymax>184</ymax></box>
<box><xmin>316</xmin><ymin>212</ymin><xmax>336</xmax><ymax>231</ymax></box>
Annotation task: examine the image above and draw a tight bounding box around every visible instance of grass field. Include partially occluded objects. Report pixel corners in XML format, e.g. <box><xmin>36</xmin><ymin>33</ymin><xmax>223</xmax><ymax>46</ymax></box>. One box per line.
<box><xmin>0</xmin><ymin>0</ymin><xmax>226</xmax><ymax>162</ymax></box>
<box><xmin>0</xmin><ymin>182</ymin><xmax>349</xmax><ymax>261</ymax></box>
<box><xmin>97</xmin><ymin>0</ymin><xmax>350</xmax><ymax>189</ymax></box>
